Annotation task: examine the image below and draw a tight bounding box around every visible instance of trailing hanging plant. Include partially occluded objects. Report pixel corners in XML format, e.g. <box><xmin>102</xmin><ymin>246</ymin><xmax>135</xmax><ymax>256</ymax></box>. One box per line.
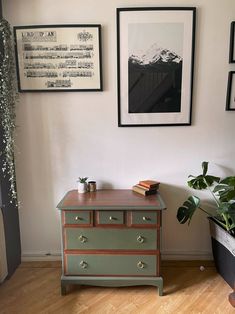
<box><xmin>0</xmin><ymin>18</ymin><xmax>18</xmax><ymax>203</ymax></box>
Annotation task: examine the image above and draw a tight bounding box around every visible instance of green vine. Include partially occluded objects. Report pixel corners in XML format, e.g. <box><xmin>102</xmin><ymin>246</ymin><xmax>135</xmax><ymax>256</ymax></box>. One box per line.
<box><xmin>0</xmin><ymin>18</ymin><xmax>18</xmax><ymax>203</ymax></box>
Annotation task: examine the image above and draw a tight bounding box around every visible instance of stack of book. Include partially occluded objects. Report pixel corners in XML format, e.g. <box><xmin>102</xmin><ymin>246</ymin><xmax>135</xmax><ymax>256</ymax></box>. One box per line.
<box><xmin>132</xmin><ymin>180</ymin><xmax>160</xmax><ymax>196</ymax></box>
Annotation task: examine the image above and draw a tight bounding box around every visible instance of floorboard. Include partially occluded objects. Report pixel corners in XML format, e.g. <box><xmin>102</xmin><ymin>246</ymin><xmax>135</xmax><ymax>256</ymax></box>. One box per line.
<box><xmin>0</xmin><ymin>261</ymin><xmax>233</xmax><ymax>314</ymax></box>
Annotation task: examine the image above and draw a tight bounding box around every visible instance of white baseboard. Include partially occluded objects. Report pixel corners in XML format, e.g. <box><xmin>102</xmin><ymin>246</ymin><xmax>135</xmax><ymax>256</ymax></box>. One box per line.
<box><xmin>161</xmin><ymin>250</ymin><xmax>213</xmax><ymax>260</ymax></box>
<box><xmin>21</xmin><ymin>250</ymin><xmax>213</xmax><ymax>262</ymax></box>
<box><xmin>21</xmin><ymin>252</ymin><xmax>62</xmax><ymax>262</ymax></box>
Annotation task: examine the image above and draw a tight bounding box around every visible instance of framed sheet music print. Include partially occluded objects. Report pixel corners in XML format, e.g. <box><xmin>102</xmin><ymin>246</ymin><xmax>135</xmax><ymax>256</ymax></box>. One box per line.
<box><xmin>14</xmin><ymin>24</ymin><xmax>103</xmax><ymax>92</ymax></box>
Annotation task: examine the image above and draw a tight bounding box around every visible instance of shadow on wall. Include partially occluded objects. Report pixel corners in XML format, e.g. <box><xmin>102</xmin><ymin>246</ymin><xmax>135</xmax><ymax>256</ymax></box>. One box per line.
<box><xmin>159</xmin><ymin>182</ymin><xmax>212</xmax><ymax>257</ymax></box>
<box><xmin>159</xmin><ymin>182</ymin><xmax>189</xmax><ymax>215</ymax></box>
<box><xmin>160</xmin><ymin>182</ymin><xmax>216</xmax><ymax>219</ymax></box>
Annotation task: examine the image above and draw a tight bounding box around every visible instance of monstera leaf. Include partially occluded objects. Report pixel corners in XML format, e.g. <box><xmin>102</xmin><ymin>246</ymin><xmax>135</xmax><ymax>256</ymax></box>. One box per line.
<box><xmin>177</xmin><ymin>196</ymin><xmax>200</xmax><ymax>225</ymax></box>
<box><xmin>177</xmin><ymin>162</ymin><xmax>235</xmax><ymax>234</ymax></box>
<box><xmin>187</xmin><ymin>161</ymin><xmax>220</xmax><ymax>190</ymax></box>
<box><xmin>217</xmin><ymin>202</ymin><xmax>235</xmax><ymax>230</ymax></box>
<box><xmin>213</xmin><ymin>176</ymin><xmax>235</xmax><ymax>202</ymax></box>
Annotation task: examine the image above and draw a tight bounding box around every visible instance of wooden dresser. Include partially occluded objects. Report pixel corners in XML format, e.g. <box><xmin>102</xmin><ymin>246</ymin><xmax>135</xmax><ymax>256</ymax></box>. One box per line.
<box><xmin>57</xmin><ymin>189</ymin><xmax>166</xmax><ymax>295</ymax></box>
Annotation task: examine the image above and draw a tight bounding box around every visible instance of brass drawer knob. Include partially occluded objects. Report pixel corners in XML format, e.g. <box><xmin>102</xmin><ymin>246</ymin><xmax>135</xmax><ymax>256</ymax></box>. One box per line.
<box><xmin>75</xmin><ymin>216</ymin><xmax>83</xmax><ymax>221</ymax></box>
<box><xmin>78</xmin><ymin>235</ymin><xmax>87</xmax><ymax>243</ymax></box>
<box><xmin>142</xmin><ymin>216</ymin><xmax>150</xmax><ymax>221</ymax></box>
<box><xmin>80</xmin><ymin>261</ymin><xmax>88</xmax><ymax>269</ymax></box>
<box><xmin>137</xmin><ymin>236</ymin><xmax>145</xmax><ymax>243</ymax></box>
<box><xmin>137</xmin><ymin>261</ymin><xmax>145</xmax><ymax>269</ymax></box>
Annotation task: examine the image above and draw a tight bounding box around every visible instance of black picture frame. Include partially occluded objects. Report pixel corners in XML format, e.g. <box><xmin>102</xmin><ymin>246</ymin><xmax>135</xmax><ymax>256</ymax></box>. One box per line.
<box><xmin>226</xmin><ymin>71</ymin><xmax>235</xmax><ymax>111</ymax></box>
<box><xmin>229</xmin><ymin>22</ymin><xmax>235</xmax><ymax>63</ymax></box>
<box><xmin>13</xmin><ymin>24</ymin><xmax>103</xmax><ymax>92</ymax></box>
<box><xmin>117</xmin><ymin>7</ymin><xmax>196</xmax><ymax>127</ymax></box>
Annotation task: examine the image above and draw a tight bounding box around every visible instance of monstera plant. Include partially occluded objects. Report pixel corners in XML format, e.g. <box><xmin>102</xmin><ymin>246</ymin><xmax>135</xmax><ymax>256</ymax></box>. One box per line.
<box><xmin>177</xmin><ymin>161</ymin><xmax>235</xmax><ymax>289</ymax></box>
<box><xmin>177</xmin><ymin>161</ymin><xmax>235</xmax><ymax>235</ymax></box>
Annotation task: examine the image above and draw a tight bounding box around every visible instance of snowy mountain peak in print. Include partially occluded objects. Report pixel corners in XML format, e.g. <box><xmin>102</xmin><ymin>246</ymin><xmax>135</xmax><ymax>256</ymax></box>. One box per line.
<box><xmin>129</xmin><ymin>43</ymin><xmax>182</xmax><ymax>66</ymax></box>
<box><xmin>128</xmin><ymin>43</ymin><xmax>183</xmax><ymax>114</ymax></box>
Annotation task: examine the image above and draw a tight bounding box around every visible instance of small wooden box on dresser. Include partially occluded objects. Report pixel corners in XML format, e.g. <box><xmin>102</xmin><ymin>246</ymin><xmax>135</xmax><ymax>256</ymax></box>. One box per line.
<box><xmin>57</xmin><ymin>189</ymin><xmax>166</xmax><ymax>296</ymax></box>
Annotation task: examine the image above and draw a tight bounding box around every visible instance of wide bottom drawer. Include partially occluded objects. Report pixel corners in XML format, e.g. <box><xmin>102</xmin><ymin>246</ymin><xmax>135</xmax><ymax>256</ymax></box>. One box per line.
<box><xmin>65</xmin><ymin>254</ymin><xmax>157</xmax><ymax>276</ymax></box>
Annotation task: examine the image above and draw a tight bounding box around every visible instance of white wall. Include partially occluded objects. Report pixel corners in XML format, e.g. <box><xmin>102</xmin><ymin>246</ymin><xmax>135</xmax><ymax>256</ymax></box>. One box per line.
<box><xmin>3</xmin><ymin>0</ymin><xmax>235</xmax><ymax>260</ymax></box>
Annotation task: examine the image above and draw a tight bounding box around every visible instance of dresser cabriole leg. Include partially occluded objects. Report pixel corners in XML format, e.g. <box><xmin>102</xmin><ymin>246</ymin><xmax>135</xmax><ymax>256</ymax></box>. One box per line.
<box><xmin>158</xmin><ymin>286</ymin><xmax>163</xmax><ymax>296</ymax></box>
<box><xmin>158</xmin><ymin>278</ymin><xmax>163</xmax><ymax>296</ymax></box>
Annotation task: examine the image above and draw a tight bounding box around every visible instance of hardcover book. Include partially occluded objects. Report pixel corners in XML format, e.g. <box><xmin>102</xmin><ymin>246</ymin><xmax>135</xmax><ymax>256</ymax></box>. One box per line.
<box><xmin>139</xmin><ymin>180</ymin><xmax>160</xmax><ymax>189</ymax></box>
<box><xmin>132</xmin><ymin>185</ymin><xmax>157</xmax><ymax>196</ymax></box>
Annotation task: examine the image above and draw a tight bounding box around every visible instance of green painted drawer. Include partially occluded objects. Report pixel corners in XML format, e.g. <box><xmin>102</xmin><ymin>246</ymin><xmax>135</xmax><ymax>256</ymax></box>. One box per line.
<box><xmin>65</xmin><ymin>254</ymin><xmax>157</xmax><ymax>276</ymax></box>
<box><xmin>131</xmin><ymin>211</ymin><xmax>158</xmax><ymax>226</ymax></box>
<box><xmin>64</xmin><ymin>228</ymin><xmax>157</xmax><ymax>250</ymax></box>
<box><xmin>63</xmin><ymin>211</ymin><xmax>91</xmax><ymax>225</ymax></box>
<box><xmin>97</xmin><ymin>211</ymin><xmax>124</xmax><ymax>225</ymax></box>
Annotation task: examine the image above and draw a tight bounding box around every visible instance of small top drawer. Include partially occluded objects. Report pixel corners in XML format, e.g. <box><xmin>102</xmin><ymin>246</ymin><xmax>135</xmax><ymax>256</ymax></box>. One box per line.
<box><xmin>130</xmin><ymin>211</ymin><xmax>158</xmax><ymax>226</ymax></box>
<box><xmin>63</xmin><ymin>211</ymin><xmax>92</xmax><ymax>226</ymax></box>
<box><xmin>96</xmin><ymin>211</ymin><xmax>124</xmax><ymax>226</ymax></box>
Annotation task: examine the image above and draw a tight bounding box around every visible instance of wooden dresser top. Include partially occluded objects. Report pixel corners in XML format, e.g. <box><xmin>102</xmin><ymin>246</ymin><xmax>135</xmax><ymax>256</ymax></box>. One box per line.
<box><xmin>57</xmin><ymin>189</ymin><xmax>166</xmax><ymax>211</ymax></box>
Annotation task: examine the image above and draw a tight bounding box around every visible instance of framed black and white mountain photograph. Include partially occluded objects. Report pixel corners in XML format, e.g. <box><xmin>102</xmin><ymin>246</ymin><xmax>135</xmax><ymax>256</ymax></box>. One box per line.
<box><xmin>117</xmin><ymin>7</ymin><xmax>196</xmax><ymax>126</ymax></box>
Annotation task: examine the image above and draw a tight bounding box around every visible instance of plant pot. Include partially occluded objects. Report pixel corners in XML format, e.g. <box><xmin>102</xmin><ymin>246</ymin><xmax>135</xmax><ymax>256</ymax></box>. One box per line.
<box><xmin>77</xmin><ymin>182</ymin><xmax>87</xmax><ymax>194</ymax></box>
<box><xmin>208</xmin><ymin>217</ymin><xmax>235</xmax><ymax>288</ymax></box>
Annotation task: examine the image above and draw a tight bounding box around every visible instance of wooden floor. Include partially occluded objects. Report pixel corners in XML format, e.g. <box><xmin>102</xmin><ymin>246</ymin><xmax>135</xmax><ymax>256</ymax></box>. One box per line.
<box><xmin>0</xmin><ymin>261</ymin><xmax>234</xmax><ymax>314</ymax></box>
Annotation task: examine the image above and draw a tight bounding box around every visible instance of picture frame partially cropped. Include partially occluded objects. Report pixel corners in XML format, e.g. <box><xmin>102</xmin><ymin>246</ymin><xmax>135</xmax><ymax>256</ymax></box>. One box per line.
<box><xmin>229</xmin><ymin>21</ymin><xmax>235</xmax><ymax>63</ymax></box>
<box><xmin>226</xmin><ymin>71</ymin><xmax>235</xmax><ymax>111</ymax></box>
